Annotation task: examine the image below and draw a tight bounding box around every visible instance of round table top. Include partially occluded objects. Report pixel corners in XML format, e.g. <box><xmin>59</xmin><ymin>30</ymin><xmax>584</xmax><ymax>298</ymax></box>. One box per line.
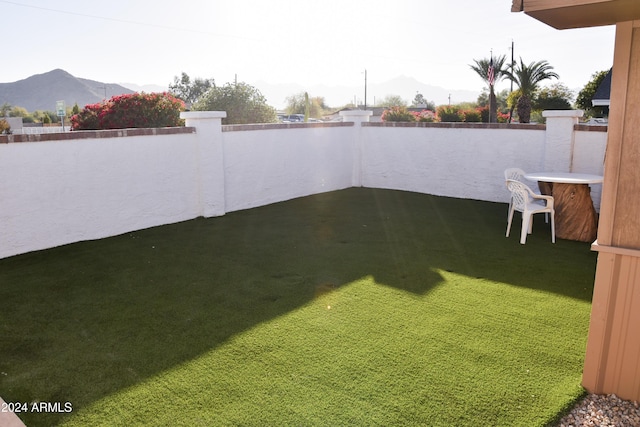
<box><xmin>523</xmin><ymin>172</ymin><xmax>604</xmax><ymax>184</ymax></box>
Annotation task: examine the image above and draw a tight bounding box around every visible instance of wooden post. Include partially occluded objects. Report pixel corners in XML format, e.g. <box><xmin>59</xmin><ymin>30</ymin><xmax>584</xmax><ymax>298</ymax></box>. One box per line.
<box><xmin>583</xmin><ymin>20</ymin><xmax>640</xmax><ymax>402</ymax></box>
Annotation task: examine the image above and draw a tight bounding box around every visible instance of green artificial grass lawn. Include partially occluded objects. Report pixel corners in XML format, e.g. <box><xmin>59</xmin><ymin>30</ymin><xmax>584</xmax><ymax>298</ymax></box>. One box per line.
<box><xmin>0</xmin><ymin>188</ymin><xmax>596</xmax><ymax>426</ymax></box>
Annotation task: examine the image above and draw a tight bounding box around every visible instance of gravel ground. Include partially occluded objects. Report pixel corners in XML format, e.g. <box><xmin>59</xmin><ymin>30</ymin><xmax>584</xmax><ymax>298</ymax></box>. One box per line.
<box><xmin>555</xmin><ymin>394</ymin><xmax>640</xmax><ymax>426</ymax></box>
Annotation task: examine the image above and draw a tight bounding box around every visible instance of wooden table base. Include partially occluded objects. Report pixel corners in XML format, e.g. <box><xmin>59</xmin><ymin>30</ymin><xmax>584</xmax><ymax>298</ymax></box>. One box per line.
<box><xmin>538</xmin><ymin>181</ymin><xmax>598</xmax><ymax>242</ymax></box>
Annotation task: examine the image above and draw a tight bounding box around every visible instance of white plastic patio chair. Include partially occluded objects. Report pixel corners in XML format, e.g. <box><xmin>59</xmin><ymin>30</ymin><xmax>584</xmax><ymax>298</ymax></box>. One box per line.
<box><xmin>504</xmin><ymin>167</ymin><xmax>548</xmax><ymax>223</ymax></box>
<box><xmin>504</xmin><ymin>168</ymin><xmax>525</xmax><ymax>219</ymax></box>
<box><xmin>504</xmin><ymin>167</ymin><xmax>526</xmax><ymax>182</ymax></box>
<box><xmin>505</xmin><ymin>179</ymin><xmax>555</xmax><ymax>244</ymax></box>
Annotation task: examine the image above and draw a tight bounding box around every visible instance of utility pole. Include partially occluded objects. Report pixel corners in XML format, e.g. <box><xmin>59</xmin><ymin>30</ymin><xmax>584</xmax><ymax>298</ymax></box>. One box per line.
<box><xmin>364</xmin><ymin>69</ymin><xmax>368</xmax><ymax>110</ymax></box>
<box><xmin>489</xmin><ymin>49</ymin><xmax>496</xmax><ymax>123</ymax></box>
<box><xmin>509</xmin><ymin>40</ymin><xmax>515</xmax><ymax>123</ymax></box>
<box><xmin>510</xmin><ymin>40</ymin><xmax>514</xmax><ymax>93</ymax></box>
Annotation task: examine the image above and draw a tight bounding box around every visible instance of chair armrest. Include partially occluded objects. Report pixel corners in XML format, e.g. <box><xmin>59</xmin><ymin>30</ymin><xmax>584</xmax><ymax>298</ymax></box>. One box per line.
<box><xmin>531</xmin><ymin>192</ymin><xmax>554</xmax><ymax>208</ymax></box>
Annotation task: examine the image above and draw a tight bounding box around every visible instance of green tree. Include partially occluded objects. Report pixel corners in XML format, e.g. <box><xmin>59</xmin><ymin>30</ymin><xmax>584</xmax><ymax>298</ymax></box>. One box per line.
<box><xmin>304</xmin><ymin>92</ymin><xmax>310</xmax><ymax>122</ymax></box>
<box><xmin>31</xmin><ymin>110</ymin><xmax>58</xmax><ymax>124</ymax></box>
<box><xmin>194</xmin><ymin>82</ymin><xmax>277</xmax><ymax>124</ymax></box>
<box><xmin>1</xmin><ymin>103</ymin><xmax>11</xmax><ymax>117</ymax></box>
<box><xmin>32</xmin><ymin>110</ymin><xmax>45</xmax><ymax>122</ymax></box>
<box><xmin>470</xmin><ymin>55</ymin><xmax>507</xmax><ymax>122</ymax></box>
<box><xmin>169</xmin><ymin>72</ymin><xmax>215</xmax><ymax>106</ymax></box>
<box><xmin>376</xmin><ymin>95</ymin><xmax>408</xmax><ymax>107</ymax></box>
<box><xmin>45</xmin><ymin>111</ymin><xmax>60</xmax><ymax>124</ymax></box>
<box><xmin>285</xmin><ymin>92</ymin><xmax>306</xmax><ymax>114</ymax></box>
<box><xmin>411</xmin><ymin>93</ymin><xmax>436</xmax><ymax>110</ymax></box>
<box><xmin>9</xmin><ymin>106</ymin><xmax>29</xmax><ymax>118</ymax></box>
<box><xmin>0</xmin><ymin>118</ymin><xmax>10</xmax><ymax>134</ymax></box>
<box><xmin>436</xmin><ymin>105</ymin><xmax>463</xmax><ymax>122</ymax></box>
<box><xmin>456</xmin><ymin>101</ymin><xmax>479</xmax><ymax>110</ymax></box>
<box><xmin>477</xmin><ymin>88</ymin><xmax>509</xmax><ymax>112</ymax></box>
<box><xmin>381</xmin><ymin>106</ymin><xmax>416</xmax><ymax>122</ymax></box>
<box><xmin>284</xmin><ymin>92</ymin><xmax>327</xmax><ymax>118</ymax></box>
<box><xmin>503</xmin><ymin>58</ymin><xmax>559</xmax><ymax>123</ymax></box>
<box><xmin>576</xmin><ymin>70</ymin><xmax>610</xmax><ymax>118</ymax></box>
<box><xmin>533</xmin><ymin>83</ymin><xmax>574</xmax><ymax>111</ymax></box>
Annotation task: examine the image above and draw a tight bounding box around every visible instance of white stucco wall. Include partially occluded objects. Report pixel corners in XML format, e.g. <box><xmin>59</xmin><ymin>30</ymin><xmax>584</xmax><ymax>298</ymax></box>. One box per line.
<box><xmin>573</xmin><ymin>130</ymin><xmax>607</xmax><ymax>175</ymax></box>
<box><xmin>0</xmin><ymin>115</ymin><xmax>608</xmax><ymax>259</ymax></box>
<box><xmin>573</xmin><ymin>128</ymin><xmax>607</xmax><ymax>211</ymax></box>
<box><xmin>0</xmin><ymin>132</ymin><xmax>202</xmax><ymax>259</ymax></box>
<box><xmin>222</xmin><ymin>125</ymin><xmax>356</xmax><ymax>212</ymax></box>
<box><xmin>361</xmin><ymin>125</ymin><xmax>546</xmax><ymax>204</ymax></box>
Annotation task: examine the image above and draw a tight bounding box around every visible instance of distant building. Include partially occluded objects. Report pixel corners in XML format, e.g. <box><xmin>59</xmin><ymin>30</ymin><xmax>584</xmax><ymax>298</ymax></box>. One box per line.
<box><xmin>2</xmin><ymin>117</ymin><xmax>23</xmax><ymax>132</ymax></box>
<box><xmin>592</xmin><ymin>68</ymin><xmax>612</xmax><ymax>107</ymax></box>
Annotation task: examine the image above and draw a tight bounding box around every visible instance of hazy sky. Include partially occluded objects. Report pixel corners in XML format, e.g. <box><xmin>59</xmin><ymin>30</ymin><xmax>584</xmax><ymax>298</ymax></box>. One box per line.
<box><xmin>1</xmin><ymin>0</ymin><xmax>616</xmax><ymax>101</ymax></box>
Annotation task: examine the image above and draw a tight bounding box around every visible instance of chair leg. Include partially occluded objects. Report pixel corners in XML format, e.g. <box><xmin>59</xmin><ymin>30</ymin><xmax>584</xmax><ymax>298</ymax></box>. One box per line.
<box><xmin>506</xmin><ymin>207</ymin><xmax>515</xmax><ymax>237</ymax></box>
<box><xmin>520</xmin><ymin>214</ymin><xmax>530</xmax><ymax>244</ymax></box>
<box><xmin>550</xmin><ymin>210</ymin><xmax>556</xmax><ymax>243</ymax></box>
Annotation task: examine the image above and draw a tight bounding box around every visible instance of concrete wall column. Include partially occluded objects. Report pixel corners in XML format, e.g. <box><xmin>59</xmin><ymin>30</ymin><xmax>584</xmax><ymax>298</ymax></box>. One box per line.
<box><xmin>339</xmin><ymin>110</ymin><xmax>372</xmax><ymax>187</ymax></box>
<box><xmin>542</xmin><ymin>109</ymin><xmax>584</xmax><ymax>172</ymax></box>
<box><xmin>180</xmin><ymin>111</ymin><xmax>227</xmax><ymax>217</ymax></box>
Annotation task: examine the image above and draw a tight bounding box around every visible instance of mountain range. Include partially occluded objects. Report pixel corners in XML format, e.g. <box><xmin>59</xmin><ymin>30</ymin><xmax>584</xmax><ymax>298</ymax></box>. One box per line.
<box><xmin>256</xmin><ymin>77</ymin><xmax>480</xmax><ymax>110</ymax></box>
<box><xmin>0</xmin><ymin>69</ymin><xmax>480</xmax><ymax>113</ymax></box>
<box><xmin>0</xmin><ymin>69</ymin><xmax>136</xmax><ymax>112</ymax></box>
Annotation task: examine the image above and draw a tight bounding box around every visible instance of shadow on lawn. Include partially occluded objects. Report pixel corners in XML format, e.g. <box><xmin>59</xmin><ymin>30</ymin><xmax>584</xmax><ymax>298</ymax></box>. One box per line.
<box><xmin>0</xmin><ymin>187</ymin><xmax>597</xmax><ymax>426</ymax></box>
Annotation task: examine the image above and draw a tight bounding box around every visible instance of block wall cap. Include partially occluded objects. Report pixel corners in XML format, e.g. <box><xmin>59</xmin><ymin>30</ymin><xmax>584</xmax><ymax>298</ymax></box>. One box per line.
<box><xmin>180</xmin><ymin>111</ymin><xmax>227</xmax><ymax>119</ymax></box>
<box><xmin>542</xmin><ymin>110</ymin><xmax>584</xmax><ymax>118</ymax></box>
<box><xmin>339</xmin><ymin>110</ymin><xmax>373</xmax><ymax>117</ymax></box>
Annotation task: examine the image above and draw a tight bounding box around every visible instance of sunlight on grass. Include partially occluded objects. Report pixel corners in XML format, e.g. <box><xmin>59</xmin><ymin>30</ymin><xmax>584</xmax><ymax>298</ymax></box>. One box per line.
<box><xmin>61</xmin><ymin>271</ymin><xmax>590</xmax><ymax>426</ymax></box>
<box><xmin>1</xmin><ymin>188</ymin><xmax>597</xmax><ymax>426</ymax></box>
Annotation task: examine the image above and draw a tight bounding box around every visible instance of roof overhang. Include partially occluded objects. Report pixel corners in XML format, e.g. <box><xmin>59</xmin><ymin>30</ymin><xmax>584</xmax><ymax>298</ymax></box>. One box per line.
<box><xmin>592</xmin><ymin>99</ymin><xmax>611</xmax><ymax>106</ymax></box>
<box><xmin>512</xmin><ymin>0</ymin><xmax>640</xmax><ymax>29</ymax></box>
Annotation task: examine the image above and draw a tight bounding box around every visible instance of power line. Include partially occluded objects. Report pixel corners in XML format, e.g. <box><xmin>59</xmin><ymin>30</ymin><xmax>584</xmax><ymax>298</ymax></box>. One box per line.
<box><xmin>0</xmin><ymin>0</ymin><xmax>241</xmax><ymax>39</ymax></box>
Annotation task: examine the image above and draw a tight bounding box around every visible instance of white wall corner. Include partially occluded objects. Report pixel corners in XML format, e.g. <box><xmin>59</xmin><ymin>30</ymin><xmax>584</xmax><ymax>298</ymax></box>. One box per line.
<box><xmin>339</xmin><ymin>110</ymin><xmax>373</xmax><ymax>123</ymax></box>
<box><xmin>339</xmin><ymin>111</ymin><xmax>372</xmax><ymax>186</ymax></box>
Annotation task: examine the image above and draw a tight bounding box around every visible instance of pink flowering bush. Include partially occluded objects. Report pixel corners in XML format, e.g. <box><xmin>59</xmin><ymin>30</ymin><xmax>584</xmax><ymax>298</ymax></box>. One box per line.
<box><xmin>477</xmin><ymin>106</ymin><xmax>490</xmax><ymax>123</ymax></box>
<box><xmin>436</xmin><ymin>105</ymin><xmax>463</xmax><ymax>122</ymax></box>
<box><xmin>497</xmin><ymin>111</ymin><xmax>510</xmax><ymax>123</ymax></box>
<box><xmin>477</xmin><ymin>106</ymin><xmax>511</xmax><ymax>123</ymax></box>
<box><xmin>412</xmin><ymin>110</ymin><xmax>436</xmax><ymax>122</ymax></box>
<box><xmin>381</xmin><ymin>106</ymin><xmax>416</xmax><ymax>122</ymax></box>
<box><xmin>461</xmin><ymin>109</ymin><xmax>482</xmax><ymax>122</ymax></box>
<box><xmin>71</xmin><ymin>103</ymin><xmax>104</xmax><ymax>130</ymax></box>
<box><xmin>381</xmin><ymin>107</ymin><xmax>438</xmax><ymax>123</ymax></box>
<box><xmin>71</xmin><ymin>92</ymin><xmax>185</xmax><ymax>130</ymax></box>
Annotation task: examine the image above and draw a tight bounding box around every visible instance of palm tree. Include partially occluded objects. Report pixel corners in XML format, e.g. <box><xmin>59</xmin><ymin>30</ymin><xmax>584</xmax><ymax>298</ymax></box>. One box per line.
<box><xmin>470</xmin><ymin>55</ymin><xmax>507</xmax><ymax>122</ymax></box>
<box><xmin>503</xmin><ymin>59</ymin><xmax>559</xmax><ymax>123</ymax></box>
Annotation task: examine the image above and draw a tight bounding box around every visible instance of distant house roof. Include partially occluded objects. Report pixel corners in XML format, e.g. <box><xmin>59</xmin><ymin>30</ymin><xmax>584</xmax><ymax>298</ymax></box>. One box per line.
<box><xmin>592</xmin><ymin>68</ymin><xmax>612</xmax><ymax>107</ymax></box>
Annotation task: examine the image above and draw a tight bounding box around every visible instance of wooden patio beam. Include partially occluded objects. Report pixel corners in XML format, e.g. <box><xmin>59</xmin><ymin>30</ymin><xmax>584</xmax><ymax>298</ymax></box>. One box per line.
<box><xmin>514</xmin><ymin>0</ymin><xmax>640</xmax><ymax>29</ymax></box>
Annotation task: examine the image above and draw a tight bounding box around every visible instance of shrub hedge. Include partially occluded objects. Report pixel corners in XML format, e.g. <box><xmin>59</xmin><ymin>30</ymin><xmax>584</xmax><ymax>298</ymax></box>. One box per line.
<box><xmin>71</xmin><ymin>93</ymin><xmax>185</xmax><ymax>131</ymax></box>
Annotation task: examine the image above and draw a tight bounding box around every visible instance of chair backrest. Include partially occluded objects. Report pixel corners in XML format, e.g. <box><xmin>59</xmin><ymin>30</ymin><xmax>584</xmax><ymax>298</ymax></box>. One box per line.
<box><xmin>506</xmin><ymin>179</ymin><xmax>532</xmax><ymax>211</ymax></box>
<box><xmin>504</xmin><ymin>168</ymin><xmax>526</xmax><ymax>182</ymax></box>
